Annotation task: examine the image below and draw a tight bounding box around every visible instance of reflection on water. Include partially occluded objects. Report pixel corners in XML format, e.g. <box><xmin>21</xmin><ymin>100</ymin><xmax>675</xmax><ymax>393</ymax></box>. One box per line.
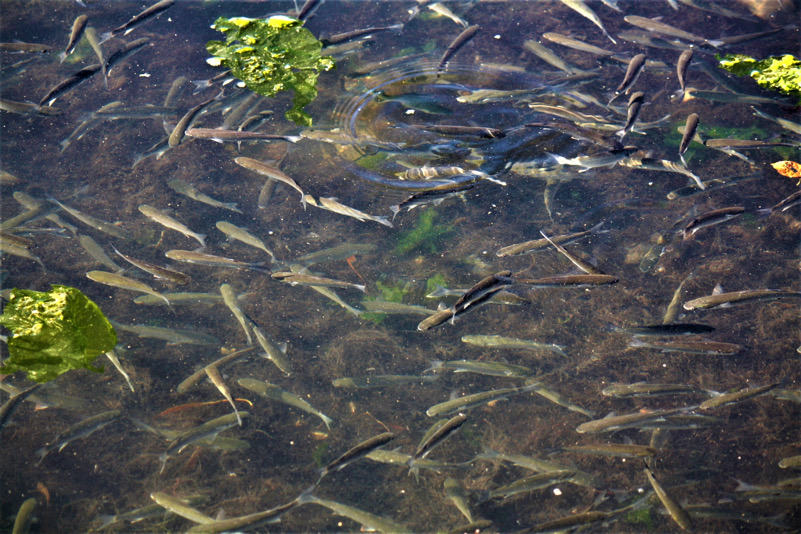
<box><xmin>1</xmin><ymin>0</ymin><xmax>800</xmax><ymax>531</ymax></box>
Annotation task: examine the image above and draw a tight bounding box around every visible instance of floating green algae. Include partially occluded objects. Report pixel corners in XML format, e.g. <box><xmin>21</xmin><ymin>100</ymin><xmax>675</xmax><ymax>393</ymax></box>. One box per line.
<box><xmin>206</xmin><ymin>15</ymin><xmax>335</xmax><ymax>126</ymax></box>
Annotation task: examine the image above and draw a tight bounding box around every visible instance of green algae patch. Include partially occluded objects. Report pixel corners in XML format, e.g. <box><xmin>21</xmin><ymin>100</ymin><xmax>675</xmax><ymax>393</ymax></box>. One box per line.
<box><xmin>206</xmin><ymin>15</ymin><xmax>335</xmax><ymax>126</ymax></box>
<box><xmin>717</xmin><ymin>54</ymin><xmax>801</xmax><ymax>104</ymax></box>
<box><xmin>395</xmin><ymin>208</ymin><xmax>454</xmax><ymax>255</ymax></box>
<box><xmin>0</xmin><ymin>285</ymin><xmax>115</xmax><ymax>382</ymax></box>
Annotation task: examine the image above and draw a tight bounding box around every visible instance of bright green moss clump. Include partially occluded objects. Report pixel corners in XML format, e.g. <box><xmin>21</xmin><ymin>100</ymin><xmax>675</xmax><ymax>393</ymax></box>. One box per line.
<box><xmin>206</xmin><ymin>15</ymin><xmax>335</xmax><ymax>126</ymax></box>
<box><xmin>717</xmin><ymin>53</ymin><xmax>801</xmax><ymax>104</ymax></box>
<box><xmin>0</xmin><ymin>285</ymin><xmax>115</xmax><ymax>382</ymax></box>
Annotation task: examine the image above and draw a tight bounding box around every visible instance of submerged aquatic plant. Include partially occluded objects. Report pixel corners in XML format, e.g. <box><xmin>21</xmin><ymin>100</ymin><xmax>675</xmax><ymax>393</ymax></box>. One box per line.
<box><xmin>717</xmin><ymin>53</ymin><xmax>801</xmax><ymax>104</ymax></box>
<box><xmin>394</xmin><ymin>208</ymin><xmax>454</xmax><ymax>255</ymax></box>
<box><xmin>206</xmin><ymin>15</ymin><xmax>336</xmax><ymax>126</ymax></box>
<box><xmin>0</xmin><ymin>285</ymin><xmax>115</xmax><ymax>382</ymax></box>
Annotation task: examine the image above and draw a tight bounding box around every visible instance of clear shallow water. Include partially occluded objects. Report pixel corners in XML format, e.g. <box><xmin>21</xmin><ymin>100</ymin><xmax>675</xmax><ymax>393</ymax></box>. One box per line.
<box><xmin>1</xmin><ymin>0</ymin><xmax>799</xmax><ymax>532</ymax></box>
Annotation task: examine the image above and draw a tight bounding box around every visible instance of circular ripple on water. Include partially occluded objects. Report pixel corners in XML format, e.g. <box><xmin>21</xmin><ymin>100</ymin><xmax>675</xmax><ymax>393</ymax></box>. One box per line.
<box><xmin>324</xmin><ymin>60</ymin><xmax>585</xmax><ymax>194</ymax></box>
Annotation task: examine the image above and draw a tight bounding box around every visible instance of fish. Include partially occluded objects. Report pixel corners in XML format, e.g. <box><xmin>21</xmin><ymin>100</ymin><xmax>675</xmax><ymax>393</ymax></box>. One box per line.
<box><xmin>700</xmin><ymin>383</ymin><xmax>779</xmax><ymax>410</ymax></box>
<box><xmin>762</xmin><ymin>189</ymin><xmax>801</xmax><ymax>214</ymax></box>
<box><xmin>461</xmin><ymin>335</ymin><xmax>567</xmax><ymax>357</ymax></box>
<box><xmin>645</xmin><ymin>468</ymin><xmax>693</xmax><ymax>531</ymax></box>
<box><xmin>0</xmin><ymin>42</ymin><xmax>52</xmax><ymax>53</ymax></box>
<box><xmin>138</xmin><ymin>205</ymin><xmax>206</xmax><ymax>247</ymax></box>
<box><xmin>316</xmin><ymin>432</ymin><xmax>395</xmax><ymax>481</ymax></box>
<box><xmin>78</xmin><ymin>235</ymin><xmax>124</xmax><ymax>271</ymax></box>
<box><xmin>59</xmin><ymin>14</ymin><xmax>88</xmax><ymax>64</ymax></box>
<box><xmin>105</xmin><ymin>38</ymin><xmax>150</xmax><ymax>76</ymax></box>
<box><xmin>612</xmin><ymin>323</ymin><xmax>715</xmax><ymax>336</ymax></box>
<box><xmin>365</xmin><ymin>448</ymin><xmax>463</xmax><ymax>473</ymax></box>
<box><xmin>321</xmin><ymin>24</ymin><xmax>404</xmax><ymax>46</ymax></box>
<box><xmin>548</xmin><ymin>148</ymin><xmax>635</xmax><ymax>171</ymax></box>
<box><xmin>524</xmin><ymin>511</ymin><xmax>609</xmax><ymax>532</ymax></box>
<box><xmin>0</xmin><ymin>98</ymin><xmax>59</xmax><ymax>116</ymax></box>
<box><xmin>95</xmin><ymin>495</ymin><xmax>209</xmax><ymax>530</ymax></box>
<box><xmin>112</xmin><ymin>322</ymin><xmax>219</xmax><ymax>345</ymax></box>
<box><xmin>234</xmin><ymin>157</ymin><xmax>306</xmax><ymax>207</ymax></box>
<box><xmin>497</xmin><ymin>222</ymin><xmax>605</xmax><ymax>257</ymax></box>
<box><xmin>105</xmin><ymin>349</ymin><xmax>134</xmax><ymax>393</ymax></box>
<box><xmin>47</xmin><ymin>195</ymin><xmax>131</xmax><ymax>239</ymax></box>
<box><xmin>542</xmin><ymin>32</ymin><xmax>615</xmax><ymax>56</ymax></box>
<box><xmin>272</xmin><ymin>272</ymin><xmax>366</xmax><ymax>292</ymax></box>
<box><xmin>165</xmin><ymin>250</ymin><xmax>266</xmax><ymax>271</ymax></box>
<box><xmin>100</xmin><ymin>0</ymin><xmax>175</xmax><ymax>43</ymax></box>
<box><xmin>0</xmin><ymin>241</ymin><xmax>46</xmax><ymax>270</ymax></box>
<box><xmin>219</xmin><ymin>284</ymin><xmax>254</xmax><ymax>346</ymax></box>
<box><xmin>624</xmin><ymin>15</ymin><xmax>723</xmax><ymax>47</ymax></box>
<box><xmin>185</xmin><ymin>127</ymin><xmax>301</xmax><ymax>143</ymax></box>
<box><xmin>11</xmin><ymin>498</ymin><xmax>36</xmax><ymax>534</ymax></box>
<box><xmin>524</xmin><ymin>39</ymin><xmax>586</xmax><ymax>74</ymax></box>
<box><xmin>751</xmin><ymin>107</ymin><xmax>801</xmax><ymax>136</ymax></box>
<box><xmin>174</xmin><ymin>346</ymin><xmax>256</xmax><ymax>395</ymax></box>
<box><xmin>0</xmin><ymin>384</ymin><xmax>42</xmax><ymax>434</ymax></box>
<box><xmin>36</xmin><ymin>409</ymin><xmax>121</xmax><ymax>465</ymax></box>
<box><xmin>86</xmin><ymin>270</ymin><xmax>171</xmax><ymax>305</ymax></box>
<box><xmin>609</xmin><ymin>54</ymin><xmax>646</xmax><ymax>104</ymax></box>
<box><xmin>684</xmin><ymin>288</ymin><xmax>801</xmax><ymax>310</ymax></box>
<box><xmin>453</xmin><ymin>270</ymin><xmax>513</xmax><ymax>314</ymax></box>
<box><xmin>204</xmin><ymin>365</ymin><xmax>242</xmax><ymax>425</ymax></box>
<box><xmin>295</xmin><ymin>492</ymin><xmax>410</xmax><ymax>533</ymax></box>
<box><xmin>558</xmin><ymin>0</ymin><xmax>616</xmax><ymax>43</ymax></box>
<box><xmin>683</xmin><ymin>206</ymin><xmax>745</xmax><ymax>238</ymax></box>
<box><xmin>540</xmin><ymin>230</ymin><xmax>605</xmax><ymax>274</ymax></box>
<box><xmin>167</xmin><ymin>179</ymin><xmax>242</xmax><ymax>213</ymax></box>
<box><xmin>486</xmin><ymin>469</ymin><xmax>577</xmax><ymax>500</ymax></box>
<box><xmin>444</xmin><ymin>477</ymin><xmax>474</xmax><ymax>523</ymax></box>
<box><xmin>185</xmin><ymin>501</ymin><xmax>299</xmax><ymax>534</ymax></box>
<box><xmin>149</xmin><ymin>493</ymin><xmax>215</xmax><ymax>525</ymax></box>
<box><xmin>621</xmin><ymin>156</ymin><xmax>705</xmax><ymax>190</ymax></box>
<box><xmin>437</xmin><ymin>25</ymin><xmax>480</xmax><ymax>75</ymax></box>
<box><xmin>84</xmin><ymin>27</ymin><xmax>107</xmax><ymax>88</ymax></box>
<box><xmin>564</xmin><ymin>444</ymin><xmax>657</xmax><ymax>457</ymax></box>
<box><xmin>576</xmin><ymin>408</ymin><xmax>686</xmax><ymax>434</ymax></box>
<box><xmin>417</xmin><ymin>125</ymin><xmax>503</xmax><ymax>138</ymax></box>
<box><xmin>361</xmin><ymin>300</ymin><xmax>437</xmax><ymax>316</ymax></box>
<box><xmin>168</xmin><ymin>92</ymin><xmax>221</xmax><ymax>148</ymax></box>
<box><xmin>779</xmin><ymin>455</ymin><xmax>801</xmax><ymax>469</ymax></box>
<box><xmin>238</xmin><ymin>378</ymin><xmax>332</xmax><ymax>429</ymax></box>
<box><xmin>38</xmin><ymin>63</ymin><xmax>101</xmax><ymax>106</ymax></box>
<box><xmin>426</xmin><ymin>383</ymin><xmax>540</xmax><ymax>417</ymax></box>
<box><xmin>475</xmin><ymin>446</ymin><xmax>598</xmax><ymax>487</ymax></box>
<box><xmin>159</xmin><ymin>412</ymin><xmax>247</xmax><ymax>472</ymax></box>
<box><xmin>427</xmin><ymin>2</ymin><xmax>469</xmax><ymax>27</ymax></box>
<box><xmin>515</xmin><ymin>274</ymin><xmax>620</xmax><ymax>288</ymax></box>
<box><xmin>679</xmin><ymin>113</ymin><xmax>698</xmax><ymax>166</ymax></box>
<box><xmin>675</xmin><ymin>49</ymin><xmax>693</xmax><ymax>100</ymax></box>
<box><xmin>332</xmin><ymin>375</ymin><xmax>439</xmax><ymax>389</ymax></box>
<box><xmin>417</xmin><ymin>308</ymin><xmax>456</xmax><ymax>331</ymax></box>
<box><xmin>427</xmin><ymin>359</ymin><xmax>533</xmax><ymax>378</ymax></box>
<box><xmin>215</xmin><ymin>221</ymin><xmax>275</xmax><ymax>261</ymax></box>
<box><xmin>602</xmin><ymin>382</ymin><xmax>708</xmax><ymax>397</ymax></box>
<box><xmin>615</xmin><ymin>91</ymin><xmax>644</xmax><ymax>138</ymax></box>
<box><xmin>409</xmin><ymin>413</ymin><xmax>467</xmax><ymax>469</ymax></box>
<box><xmin>112</xmin><ymin>246</ymin><xmax>191</xmax><ymax>284</ymax></box>
<box><xmin>252</xmin><ymin>324</ymin><xmax>292</xmax><ymax>375</ymax></box>
<box><xmin>704</xmin><ymin>138</ymin><xmax>800</xmax><ymax>149</ymax></box>
<box><xmin>134</xmin><ymin>291</ymin><xmax>222</xmax><ymax>306</ymax></box>
<box><xmin>296</xmin><ymin>243</ymin><xmax>376</xmax><ymax>266</ymax></box>
<box><xmin>628</xmin><ymin>338</ymin><xmax>741</xmax><ymax>355</ymax></box>
<box><xmin>305</xmin><ymin>195</ymin><xmax>393</xmax><ymax>227</ymax></box>
<box><xmin>527</xmin><ymin>382</ymin><xmax>595</xmax><ymax>417</ymax></box>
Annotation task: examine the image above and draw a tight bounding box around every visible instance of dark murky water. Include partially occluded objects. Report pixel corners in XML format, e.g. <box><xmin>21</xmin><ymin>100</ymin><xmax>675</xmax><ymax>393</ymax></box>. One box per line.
<box><xmin>1</xmin><ymin>0</ymin><xmax>799</xmax><ymax>532</ymax></box>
